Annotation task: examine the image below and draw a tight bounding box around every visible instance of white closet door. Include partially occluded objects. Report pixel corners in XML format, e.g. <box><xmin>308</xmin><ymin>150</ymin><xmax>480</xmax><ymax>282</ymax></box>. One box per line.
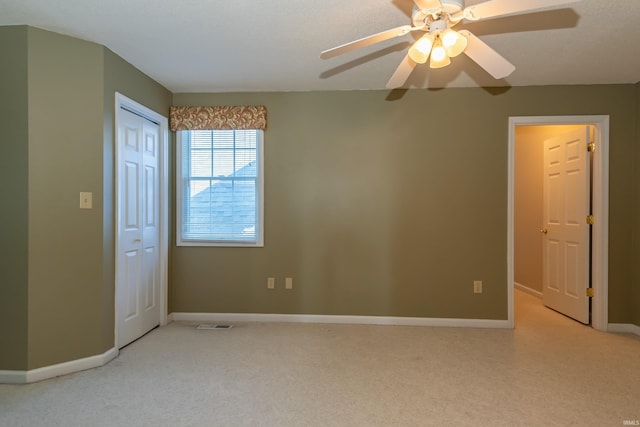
<box><xmin>116</xmin><ymin>108</ymin><xmax>161</xmax><ymax>348</ymax></box>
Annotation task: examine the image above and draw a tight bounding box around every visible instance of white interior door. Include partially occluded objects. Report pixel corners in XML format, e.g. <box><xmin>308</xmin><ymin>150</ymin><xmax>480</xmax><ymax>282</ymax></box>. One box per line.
<box><xmin>542</xmin><ymin>126</ymin><xmax>591</xmax><ymax>324</ymax></box>
<box><xmin>117</xmin><ymin>108</ymin><xmax>161</xmax><ymax>348</ymax></box>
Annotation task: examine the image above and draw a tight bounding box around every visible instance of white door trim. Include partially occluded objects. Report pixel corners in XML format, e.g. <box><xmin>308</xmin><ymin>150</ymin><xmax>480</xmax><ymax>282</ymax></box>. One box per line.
<box><xmin>507</xmin><ymin>115</ymin><xmax>609</xmax><ymax>331</ymax></box>
<box><xmin>114</xmin><ymin>93</ymin><xmax>169</xmax><ymax>348</ymax></box>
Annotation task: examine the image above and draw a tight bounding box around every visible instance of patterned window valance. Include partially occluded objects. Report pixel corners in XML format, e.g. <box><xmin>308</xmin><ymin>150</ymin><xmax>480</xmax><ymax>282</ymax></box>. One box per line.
<box><xmin>170</xmin><ymin>105</ymin><xmax>267</xmax><ymax>131</ymax></box>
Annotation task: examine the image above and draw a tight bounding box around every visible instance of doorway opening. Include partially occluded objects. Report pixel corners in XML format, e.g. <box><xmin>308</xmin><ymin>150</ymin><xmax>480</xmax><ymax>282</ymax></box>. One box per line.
<box><xmin>507</xmin><ymin>116</ymin><xmax>609</xmax><ymax>331</ymax></box>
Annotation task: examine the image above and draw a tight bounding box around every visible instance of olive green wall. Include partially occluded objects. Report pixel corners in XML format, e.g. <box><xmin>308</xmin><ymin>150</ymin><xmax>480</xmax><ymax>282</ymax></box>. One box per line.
<box><xmin>0</xmin><ymin>26</ymin><xmax>29</xmax><ymax>370</ymax></box>
<box><xmin>172</xmin><ymin>85</ymin><xmax>635</xmax><ymax>322</ymax></box>
<box><xmin>0</xmin><ymin>26</ymin><xmax>172</xmax><ymax>372</ymax></box>
<box><xmin>26</xmin><ymin>27</ymin><xmax>106</xmax><ymax>369</ymax></box>
<box><xmin>514</xmin><ymin>125</ymin><xmax>585</xmax><ymax>294</ymax></box>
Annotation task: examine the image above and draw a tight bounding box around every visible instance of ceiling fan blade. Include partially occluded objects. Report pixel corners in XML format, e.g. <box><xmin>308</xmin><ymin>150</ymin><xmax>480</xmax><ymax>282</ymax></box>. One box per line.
<box><xmin>386</xmin><ymin>54</ymin><xmax>417</xmax><ymax>89</ymax></box>
<box><xmin>320</xmin><ymin>25</ymin><xmax>414</xmax><ymax>59</ymax></box>
<box><xmin>414</xmin><ymin>0</ymin><xmax>442</xmax><ymax>11</ymax></box>
<box><xmin>464</xmin><ymin>0</ymin><xmax>580</xmax><ymax>21</ymax></box>
<box><xmin>459</xmin><ymin>30</ymin><xmax>515</xmax><ymax>79</ymax></box>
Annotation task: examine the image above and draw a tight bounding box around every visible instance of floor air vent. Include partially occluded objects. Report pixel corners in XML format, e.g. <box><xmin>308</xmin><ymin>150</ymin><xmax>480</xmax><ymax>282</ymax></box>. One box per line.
<box><xmin>196</xmin><ymin>324</ymin><xmax>233</xmax><ymax>330</ymax></box>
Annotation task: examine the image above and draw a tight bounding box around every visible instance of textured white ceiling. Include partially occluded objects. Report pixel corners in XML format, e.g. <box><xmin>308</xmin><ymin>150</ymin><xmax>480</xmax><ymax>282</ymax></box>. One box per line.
<box><xmin>1</xmin><ymin>0</ymin><xmax>639</xmax><ymax>92</ymax></box>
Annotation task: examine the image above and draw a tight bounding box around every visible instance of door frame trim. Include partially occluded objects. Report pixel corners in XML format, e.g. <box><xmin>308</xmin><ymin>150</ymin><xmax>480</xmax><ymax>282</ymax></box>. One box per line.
<box><xmin>114</xmin><ymin>93</ymin><xmax>169</xmax><ymax>348</ymax></box>
<box><xmin>507</xmin><ymin>115</ymin><xmax>609</xmax><ymax>331</ymax></box>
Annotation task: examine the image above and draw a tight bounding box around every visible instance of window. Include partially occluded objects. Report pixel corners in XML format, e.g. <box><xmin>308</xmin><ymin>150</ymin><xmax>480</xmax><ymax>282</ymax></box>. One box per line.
<box><xmin>177</xmin><ymin>129</ymin><xmax>264</xmax><ymax>246</ymax></box>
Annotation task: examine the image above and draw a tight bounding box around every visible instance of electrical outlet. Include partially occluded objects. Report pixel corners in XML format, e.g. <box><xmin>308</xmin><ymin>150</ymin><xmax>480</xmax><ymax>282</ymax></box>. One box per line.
<box><xmin>474</xmin><ymin>280</ymin><xmax>483</xmax><ymax>294</ymax></box>
<box><xmin>285</xmin><ymin>277</ymin><xmax>293</xmax><ymax>289</ymax></box>
<box><xmin>267</xmin><ymin>277</ymin><xmax>275</xmax><ymax>289</ymax></box>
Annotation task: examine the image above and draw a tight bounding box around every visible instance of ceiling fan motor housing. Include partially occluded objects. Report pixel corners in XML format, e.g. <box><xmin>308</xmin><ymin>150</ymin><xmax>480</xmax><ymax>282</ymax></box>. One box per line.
<box><xmin>412</xmin><ymin>0</ymin><xmax>464</xmax><ymax>27</ymax></box>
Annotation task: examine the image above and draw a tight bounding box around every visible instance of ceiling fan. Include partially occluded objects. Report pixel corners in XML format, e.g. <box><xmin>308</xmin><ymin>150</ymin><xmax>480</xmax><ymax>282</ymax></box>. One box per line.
<box><xmin>320</xmin><ymin>0</ymin><xmax>580</xmax><ymax>88</ymax></box>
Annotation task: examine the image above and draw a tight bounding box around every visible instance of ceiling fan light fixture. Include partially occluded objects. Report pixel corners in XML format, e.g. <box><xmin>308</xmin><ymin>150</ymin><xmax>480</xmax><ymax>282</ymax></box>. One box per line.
<box><xmin>408</xmin><ymin>34</ymin><xmax>434</xmax><ymax>64</ymax></box>
<box><xmin>441</xmin><ymin>29</ymin><xmax>467</xmax><ymax>57</ymax></box>
<box><xmin>324</xmin><ymin>0</ymin><xmax>576</xmax><ymax>87</ymax></box>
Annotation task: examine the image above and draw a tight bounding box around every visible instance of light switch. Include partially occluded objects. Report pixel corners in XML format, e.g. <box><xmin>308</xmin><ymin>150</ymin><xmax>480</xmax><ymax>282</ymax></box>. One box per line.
<box><xmin>80</xmin><ymin>192</ymin><xmax>93</xmax><ymax>209</ymax></box>
<box><xmin>473</xmin><ymin>280</ymin><xmax>483</xmax><ymax>294</ymax></box>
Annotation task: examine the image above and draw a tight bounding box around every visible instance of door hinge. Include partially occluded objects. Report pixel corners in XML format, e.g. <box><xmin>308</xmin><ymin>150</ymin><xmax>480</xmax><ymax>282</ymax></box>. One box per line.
<box><xmin>586</xmin><ymin>215</ymin><xmax>594</xmax><ymax>225</ymax></box>
<box><xmin>586</xmin><ymin>287</ymin><xmax>594</xmax><ymax>298</ymax></box>
<box><xmin>587</xmin><ymin>142</ymin><xmax>596</xmax><ymax>152</ymax></box>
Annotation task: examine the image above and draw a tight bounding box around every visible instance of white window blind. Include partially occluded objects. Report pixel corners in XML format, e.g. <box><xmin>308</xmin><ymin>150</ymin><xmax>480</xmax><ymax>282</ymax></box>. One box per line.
<box><xmin>177</xmin><ymin>129</ymin><xmax>264</xmax><ymax>246</ymax></box>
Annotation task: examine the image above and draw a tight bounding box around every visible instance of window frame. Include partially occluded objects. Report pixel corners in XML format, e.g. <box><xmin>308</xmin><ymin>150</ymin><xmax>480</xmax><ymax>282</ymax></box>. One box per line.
<box><xmin>176</xmin><ymin>129</ymin><xmax>264</xmax><ymax>247</ymax></box>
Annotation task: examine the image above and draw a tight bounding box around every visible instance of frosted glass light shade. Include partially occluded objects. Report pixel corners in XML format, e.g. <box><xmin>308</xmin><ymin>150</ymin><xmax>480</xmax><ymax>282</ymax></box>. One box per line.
<box><xmin>430</xmin><ymin>44</ymin><xmax>451</xmax><ymax>68</ymax></box>
<box><xmin>408</xmin><ymin>34</ymin><xmax>434</xmax><ymax>64</ymax></box>
<box><xmin>441</xmin><ymin>29</ymin><xmax>467</xmax><ymax>57</ymax></box>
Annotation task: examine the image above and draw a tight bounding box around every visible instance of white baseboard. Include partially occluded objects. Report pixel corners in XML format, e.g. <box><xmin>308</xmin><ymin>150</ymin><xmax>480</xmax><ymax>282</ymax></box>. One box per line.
<box><xmin>608</xmin><ymin>323</ymin><xmax>640</xmax><ymax>336</ymax></box>
<box><xmin>0</xmin><ymin>370</ymin><xmax>27</xmax><ymax>384</ymax></box>
<box><xmin>514</xmin><ymin>282</ymin><xmax>543</xmax><ymax>299</ymax></box>
<box><xmin>166</xmin><ymin>312</ymin><xmax>174</xmax><ymax>323</ymax></box>
<box><xmin>0</xmin><ymin>347</ymin><xmax>118</xmax><ymax>384</ymax></box>
<box><xmin>171</xmin><ymin>312</ymin><xmax>510</xmax><ymax>329</ymax></box>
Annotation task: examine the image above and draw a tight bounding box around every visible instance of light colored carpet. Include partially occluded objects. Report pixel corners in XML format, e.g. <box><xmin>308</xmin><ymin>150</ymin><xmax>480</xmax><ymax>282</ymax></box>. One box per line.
<box><xmin>1</xmin><ymin>290</ymin><xmax>639</xmax><ymax>427</ymax></box>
